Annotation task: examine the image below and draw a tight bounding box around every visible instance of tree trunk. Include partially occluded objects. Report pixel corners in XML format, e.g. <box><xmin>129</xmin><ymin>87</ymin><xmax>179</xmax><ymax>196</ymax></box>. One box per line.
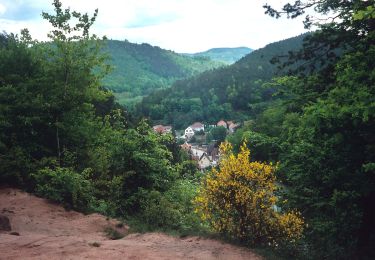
<box><xmin>56</xmin><ymin>118</ymin><xmax>61</xmax><ymax>165</ymax></box>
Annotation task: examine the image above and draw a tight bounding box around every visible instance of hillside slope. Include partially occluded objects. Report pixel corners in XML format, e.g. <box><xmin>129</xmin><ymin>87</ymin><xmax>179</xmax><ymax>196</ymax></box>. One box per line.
<box><xmin>102</xmin><ymin>40</ymin><xmax>224</xmax><ymax>106</ymax></box>
<box><xmin>0</xmin><ymin>188</ymin><xmax>261</xmax><ymax>260</ymax></box>
<box><xmin>184</xmin><ymin>47</ymin><xmax>253</xmax><ymax>64</ymax></box>
<box><xmin>137</xmin><ymin>34</ymin><xmax>307</xmax><ymax>128</ymax></box>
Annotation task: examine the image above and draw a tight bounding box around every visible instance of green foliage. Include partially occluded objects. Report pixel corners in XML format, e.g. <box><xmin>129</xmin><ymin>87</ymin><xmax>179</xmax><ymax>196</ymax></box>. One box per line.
<box><xmin>0</xmin><ymin>0</ymin><xmax>208</xmax><ymax>245</ymax></box>
<box><xmin>130</xmin><ymin>180</ymin><xmax>203</xmax><ymax>234</ymax></box>
<box><xmin>102</xmin><ymin>40</ymin><xmax>223</xmax><ymax>107</ymax></box>
<box><xmin>210</xmin><ymin>126</ymin><xmax>227</xmax><ymax>143</ymax></box>
<box><xmin>261</xmin><ymin>1</ymin><xmax>375</xmax><ymax>257</ymax></box>
<box><xmin>32</xmin><ymin>167</ymin><xmax>93</xmax><ymax>211</ymax></box>
<box><xmin>179</xmin><ymin>160</ymin><xmax>200</xmax><ymax>180</ymax></box>
<box><xmin>278</xmin><ymin>47</ymin><xmax>375</xmax><ymax>258</ymax></box>
<box><xmin>3</xmin><ymin>1</ymin><xmax>374</xmax><ymax>258</ymax></box>
<box><xmin>227</xmin><ymin>128</ymin><xmax>280</xmax><ymax>162</ymax></box>
<box><xmin>137</xmin><ymin>34</ymin><xmax>307</xmax><ymax>127</ymax></box>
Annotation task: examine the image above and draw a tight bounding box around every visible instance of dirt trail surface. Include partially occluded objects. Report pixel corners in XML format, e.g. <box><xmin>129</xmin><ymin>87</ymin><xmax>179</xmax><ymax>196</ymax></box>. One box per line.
<box><xmin>0</xmin><ymin>188</ymin><xmax>261</xmax><ymax>260</ymax></box>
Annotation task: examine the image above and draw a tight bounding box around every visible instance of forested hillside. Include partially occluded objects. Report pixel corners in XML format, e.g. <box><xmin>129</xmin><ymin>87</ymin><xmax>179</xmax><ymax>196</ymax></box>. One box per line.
<box><xmin>102</xmin><ymin>40</ymin><xmax>224</xmax><ymax>106</ymax></box>
<box><xmin>1</xmin><ymin>0</ymin><xmax>374</xmax><ymax>259</ymax></box>
<box><xmin>137</xmin><ymin>34</ymin><xmax>306</xmax><ymax>128</ymax></box>
<box><xmin>183</xmin><ymin>47</ymin><xmax>253</xmax><ymax>64</ymax></box>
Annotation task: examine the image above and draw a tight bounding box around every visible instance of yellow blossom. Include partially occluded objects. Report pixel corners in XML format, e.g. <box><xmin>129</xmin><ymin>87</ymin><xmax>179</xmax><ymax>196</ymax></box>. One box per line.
<box><xmin>194</xmin><ymin>141</ymin><xmax>304</xmax><ymax>246</ymax></box>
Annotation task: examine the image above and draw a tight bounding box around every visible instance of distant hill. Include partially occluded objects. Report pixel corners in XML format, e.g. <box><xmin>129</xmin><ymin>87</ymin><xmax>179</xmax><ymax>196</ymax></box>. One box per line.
<box><xmin>183</xmin><ymin>47</ymin><xmax>253</xmax><ymax>64</ymax></box>
<box><xmin>136</xmin><ymin>34</ymin><xmax>307</xmax><ymax>129</ymax></box>
<box><xmin>102</xmin><ymin>40</ymin><xmax>224</xmax><ymax>107</ymax></box>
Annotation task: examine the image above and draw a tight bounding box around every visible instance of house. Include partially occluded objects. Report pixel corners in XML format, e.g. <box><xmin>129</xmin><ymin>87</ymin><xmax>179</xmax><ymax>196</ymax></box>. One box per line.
<box><xmin>217</xmin><ymin>120</ymin><xmax>227</xmax><ymax>129</ymax></box>
<box><xmin>198</xmin><ymin>153</ymin><xmax>211</xmax><ymax>169</ymax></box>
<box><xmin>153</xmin><ymin>125</ymin><xmax>172</xmax><ymax>134</ymax></box>
<box><xmin>163</xmin><ymin>125</ymin><xmax>172</xmax><ymax>134</ymax></box>
<box><xmin>153</xmin><ymin>125</ymin><xmax>163</xmax><ymax>132</ymax></box>
<box><xmin>228</xmin><ymin>122</ymin><xmax>240</xmax><ymax>133</ymax></box>
<box><xmin>184</xmin><ymin>127</ymin><xmax>195</xmax><ymax>138</ymax></box>
<box><xmin>190</xmin><ymin>146</ymin><xmax>206</xmax><ymax>159</ymax></box>
<box><xmin>190</xmin><ymin>122</ymin><xmax>205</xmax><ymax>132</ymax></box>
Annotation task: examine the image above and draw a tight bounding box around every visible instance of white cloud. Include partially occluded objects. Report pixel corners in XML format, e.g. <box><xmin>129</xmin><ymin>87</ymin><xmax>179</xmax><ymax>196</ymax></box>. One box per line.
<box><xmin>0</xmin><ymin>0</ymin><xmax>310</xmax><ymax>52</ymax></box>
<box><xmin>0</xmin><ymin>4</ymin><xmax>6</xmax><ymax>15</ymax></box>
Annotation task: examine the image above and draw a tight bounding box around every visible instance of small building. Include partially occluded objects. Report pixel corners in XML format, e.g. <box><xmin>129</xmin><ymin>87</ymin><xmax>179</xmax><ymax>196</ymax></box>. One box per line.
<box><xmin>190</xmin><ymin>146</ymin><xmax>206</xmax><ymax>159</ymax></box>
<box><xmin>190</xmin><ymin>122</ymin><xmax>205</xmax><ymax>132</ymax></box>
<box><xmin>217</xmin><ymin>120</ymin><xmax>227</xmax><ymax>129</ymax></box>
<box><xmin>198</xmin><ymin>153</ymin><xmax>211</xmax><ymax>169</ymax></box>
<box><xmin>153</xmin><ymin>125</ymin><xmax>172</xmax><ymax>134</ymax></box>
<box><xmin>184</xmin><ymin>127</ymin><xmax>195</xmax><ymax>138</ymax></box>
<box><xmin>228</xmin><ymin>122</ymin><xmax>240</xmax><ymax>133</ymax></box>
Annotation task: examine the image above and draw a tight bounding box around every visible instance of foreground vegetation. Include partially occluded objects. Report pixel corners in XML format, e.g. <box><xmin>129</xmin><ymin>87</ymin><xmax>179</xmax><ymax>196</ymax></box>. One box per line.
<box><xmin>0</xmin><ymin>0</ymin><xmax>374</xmax><ymax>259</ymax></box>
<box><xmin>0</xmin><ymin>0</ymin><xmax>205</xmax><ymax>236</ymax></box>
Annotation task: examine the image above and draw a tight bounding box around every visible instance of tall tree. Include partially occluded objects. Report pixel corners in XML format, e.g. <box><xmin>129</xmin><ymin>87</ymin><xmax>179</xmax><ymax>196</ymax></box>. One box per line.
<box><xmin>40</xmin><ymin>0</ymin><xmax>110</xmax><ymax>165</ymax></box>
<box><xmin>0</xmin><ymin>0</ymin><xmax>111</xmax><ymax>184</ymax></box>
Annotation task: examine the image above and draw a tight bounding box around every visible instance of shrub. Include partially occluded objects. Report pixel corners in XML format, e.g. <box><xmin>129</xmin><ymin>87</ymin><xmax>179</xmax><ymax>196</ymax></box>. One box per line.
<box><xmin>32</xmin><ymin>167</ymin><xmax>93</xmax><ymax>212</ymax></box>
<box><xmin>138</xmin><ymin>189</ymin><xmax>182</xmax><ymax>230</ymax></box>
<box><xmin>133</xmin><ymin>180</ymin><xmax>204</xmax><ymax>234</ymax></box>
<box><xmin>194</xmin><ymin>142</ymin><xmax>304</xmax><ymax>246</ymax></box>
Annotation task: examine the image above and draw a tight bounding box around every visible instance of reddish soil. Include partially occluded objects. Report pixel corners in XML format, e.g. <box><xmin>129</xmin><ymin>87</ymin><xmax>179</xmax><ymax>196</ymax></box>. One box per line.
<box><xmin>0</xmin><ymin>188</ymin><xmax>261</xmax><ymax>260</ymax></box>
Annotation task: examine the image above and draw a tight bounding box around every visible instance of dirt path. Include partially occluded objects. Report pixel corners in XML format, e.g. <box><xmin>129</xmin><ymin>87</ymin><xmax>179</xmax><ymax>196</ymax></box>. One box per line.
<box><xmin>0</xmin><ymin>188</ymin><xmax>261</xmax><ymax>260</ymax></box>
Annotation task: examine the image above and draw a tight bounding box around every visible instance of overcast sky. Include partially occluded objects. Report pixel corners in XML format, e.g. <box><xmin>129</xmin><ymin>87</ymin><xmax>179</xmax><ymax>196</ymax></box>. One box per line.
<box><xmin>0</xmin><ymin>0</ymin><xmax>310</xmax><ymax>53</ymax></box>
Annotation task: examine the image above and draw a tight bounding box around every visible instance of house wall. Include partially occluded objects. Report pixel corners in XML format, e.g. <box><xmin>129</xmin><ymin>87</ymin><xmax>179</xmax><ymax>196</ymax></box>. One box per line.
<box><xmin>199</xmin><ymin>156</ymin><xmax>211</xmax><ymax>169</ymax></box>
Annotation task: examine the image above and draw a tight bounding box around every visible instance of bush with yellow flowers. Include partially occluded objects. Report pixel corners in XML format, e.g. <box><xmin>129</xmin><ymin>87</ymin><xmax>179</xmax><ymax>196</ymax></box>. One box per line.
<box><xmin>194</xmin><ymin>141</ymin><xmax>304</xmax><ymax>246</ymax></box>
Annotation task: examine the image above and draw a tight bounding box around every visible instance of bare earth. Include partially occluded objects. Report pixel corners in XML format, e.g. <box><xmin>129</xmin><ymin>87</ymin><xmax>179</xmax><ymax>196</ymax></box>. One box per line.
<box><xmin>0</xmin><ymin>188</ymin><xmax>261</xmax><ymax>260</ymax></box>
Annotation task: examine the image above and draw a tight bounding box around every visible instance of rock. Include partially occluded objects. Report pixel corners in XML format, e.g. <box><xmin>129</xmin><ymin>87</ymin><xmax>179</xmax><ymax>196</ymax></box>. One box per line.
<box><xmin>0</xmin><ymin>215</ymin><xmax>11</xmax><ymax>231</ymax></box>
<box><xmin>9</xmin><ymin>231</ymin><xmax>20</xmax><ymax>236</ymax></box>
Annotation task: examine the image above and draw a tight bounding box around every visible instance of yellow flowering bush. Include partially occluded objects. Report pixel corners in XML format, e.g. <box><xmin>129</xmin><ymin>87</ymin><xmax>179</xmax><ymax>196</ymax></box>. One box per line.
<box><xmin>194</xmin><ymin>142</ymin><xmax>303</xmax><ymax>245</ymax></box>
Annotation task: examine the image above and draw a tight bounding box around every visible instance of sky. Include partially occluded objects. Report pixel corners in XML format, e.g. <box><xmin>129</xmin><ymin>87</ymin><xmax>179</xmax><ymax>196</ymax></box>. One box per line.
<box><xmin>0</xmin><ymin>0</ymin><xmax>310</xmax><ymax>53</ymax></box>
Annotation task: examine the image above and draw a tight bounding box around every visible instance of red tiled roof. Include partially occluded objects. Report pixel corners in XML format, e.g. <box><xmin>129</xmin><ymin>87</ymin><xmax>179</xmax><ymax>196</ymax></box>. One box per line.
<box><xmin>191</xmin><ymin>122</ymin><xmax>204</xmax><ymax>128</ymax></box>
<box><xmin>217</xmin><ymin>120</ymin><xmax>227</xmax><ymax>127</ymax></box>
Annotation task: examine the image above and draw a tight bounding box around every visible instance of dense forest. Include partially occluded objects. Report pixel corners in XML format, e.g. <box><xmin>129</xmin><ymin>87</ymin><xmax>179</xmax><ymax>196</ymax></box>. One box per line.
<box><xmin>137</xmin><ymin>34</ymin><xmax>306</xmax><ymax>128</ymax></box>
<box><xmin>102</xmin><ymin>40</ymin><xmax>223</xmax><ymax>107</ymax></box>
<box><xmin>182</xmin><ymin>47</ymin><xmax>253</xmax><ymax>64</ymax></box>
<box><xmin>0</xmin><ymin>0</ymin><xmax>374</xmax><ymax>259</ymax></box>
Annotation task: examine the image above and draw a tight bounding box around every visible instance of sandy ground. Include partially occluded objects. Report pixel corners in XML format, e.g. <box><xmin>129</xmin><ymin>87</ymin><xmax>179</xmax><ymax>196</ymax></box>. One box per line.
<box><xmin>0</xmin><ymin>188</ymin><xmax>261</xmax><ymax>260</ymax></box>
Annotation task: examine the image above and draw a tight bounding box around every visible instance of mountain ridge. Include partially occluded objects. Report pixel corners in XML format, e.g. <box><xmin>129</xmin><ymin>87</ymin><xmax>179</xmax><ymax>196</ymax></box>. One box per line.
<box><xmin>102</xmin><ymin>40</ymin><xmax>224</xmax><ymax>107</ymax></box>
<box><xmin>136</xmin><ymin>33</ymin><xmax>308</xmax><ymax>128</ymax></box>
<box><xmin>182</xmin><ymin>47</ymin><xmax>253</xmax><ymax>64</ymax></box>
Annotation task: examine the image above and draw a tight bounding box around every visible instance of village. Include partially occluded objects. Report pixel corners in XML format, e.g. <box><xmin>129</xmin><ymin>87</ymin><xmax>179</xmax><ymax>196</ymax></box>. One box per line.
<box><xmin>153</xmin><ymin>120</ymin><xmax>240</xmax><ymax>171</ymax></box>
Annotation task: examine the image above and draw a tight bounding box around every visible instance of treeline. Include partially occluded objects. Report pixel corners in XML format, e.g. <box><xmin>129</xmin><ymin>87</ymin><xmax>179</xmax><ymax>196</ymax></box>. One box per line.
<box><xmin>102</xmin><ymin>40</ymin><xmax>223</xmax><ymax>107</ymax></box>
<box><xmin>136</xmin><ymin>33</ymin><xmax>306</xmax><ymax>129</ymax></box>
